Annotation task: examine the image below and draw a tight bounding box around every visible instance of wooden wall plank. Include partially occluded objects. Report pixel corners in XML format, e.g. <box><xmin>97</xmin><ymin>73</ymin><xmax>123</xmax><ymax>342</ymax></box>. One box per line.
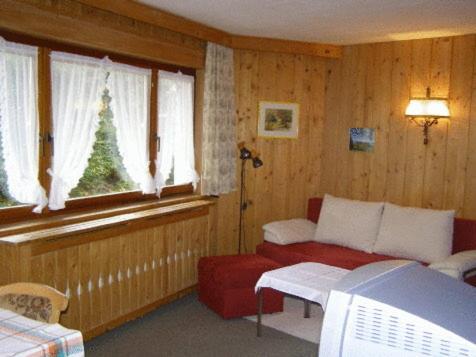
<box><xmin>320</xmin><ymin>58</ymin><xmax>342</xmax><ymax>196</ymax></box>
<box><xmin>386</xmin><ymin>41</ymin><xmax>412</xmax><ymax>205</ymax></box>
<box><xmin>350</xmin><ymin>44</ymin><xmax>373</xmax><ymax>201</ymax></box>
<box><xmin>444</xmin><ymin>35</ymin><xmax>476</xmax><ymax>214</ymax></box>
<box><xmin>403</xmin><ymin>39</ymin><xmax>432</xmax><ymax>207</ymax></box>
<box><xmin>463</xmin><ymin>38</ymin><xmax>476</xmax><ymax>219</ymax></box>
<box><xmin>422</xmin><ymin>37</ymin><xmax>452</xmax><ymax>209</ymax></box>
<box><xmin>308</xmin><ymin>58</ymin><xmax>327</xmax><ymax>200</ymax></box>
<box><xmin>334</xmin><ymin>46</ymin><xmax>358</xmax><ymax>198</ymax></box>
<box><xmin>253</xmin><ymin>51</ymin><xmax>278</xmax><ymax>250</ymax></box>
<box><xmin>367</xmin><ymin>43</ymin><xmax>392</xmax><ymax>202</ymax></box>
<box><xmin>236</xmin><ymin>50</ymin><xmax>260</xmax><ymax>253</ymax></box>
<box><xmin>290</xmin><ymin>55</ymin><xmax>308</xmax><ymax>215</ymax></box>
<box><xmin>272</xmin><ymin>54</ymin><xmax>295</xmax><ymax>221</ymax></box>
<box><xmin>79</xmin><ymin>244</ymin><xmax>91</xmax><ymax>332</ymax></box>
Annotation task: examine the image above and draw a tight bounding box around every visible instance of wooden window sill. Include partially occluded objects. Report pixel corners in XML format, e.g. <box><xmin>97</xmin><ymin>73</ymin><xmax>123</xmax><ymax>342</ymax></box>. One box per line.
<box><xmin>0</xmin><ymin>184</ymin><xmax>194</xmax><ymax>225</ymax></box>
<box><xmin>0</xmin><ymin>195</ymin><xmax>214</xmax><ymax>244</ymax></box>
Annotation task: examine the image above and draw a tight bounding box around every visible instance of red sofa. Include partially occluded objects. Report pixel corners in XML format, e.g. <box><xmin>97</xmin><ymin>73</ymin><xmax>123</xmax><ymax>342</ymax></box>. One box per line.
<box><xmin>257</xmin><ymin>197</ymin><xmax>476</xmax><ymax>286</ymax></box>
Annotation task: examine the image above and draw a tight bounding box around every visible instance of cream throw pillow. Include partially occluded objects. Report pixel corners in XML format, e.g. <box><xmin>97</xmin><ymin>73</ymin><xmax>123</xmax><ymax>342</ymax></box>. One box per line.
<box><xmin>373</xmin><ymin>203</ymin><xmax>455</xmax><ymax>263</ymax></box>
<box><xmin>263</xmin><ymin>219</ymin><xmax>316</xmax><ymax>245</ymax></box>
<box><xmin>314</xmin><ymin>194</ymin><xmax>384</xmax><ymax>253</ymax></box>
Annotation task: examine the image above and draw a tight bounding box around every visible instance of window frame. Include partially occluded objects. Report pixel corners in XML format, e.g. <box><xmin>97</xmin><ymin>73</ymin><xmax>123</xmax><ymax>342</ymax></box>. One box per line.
<box><xmin>0</xmin><ymin>30</ymin><xmax>197</xmax><ymax>224</ymax></box>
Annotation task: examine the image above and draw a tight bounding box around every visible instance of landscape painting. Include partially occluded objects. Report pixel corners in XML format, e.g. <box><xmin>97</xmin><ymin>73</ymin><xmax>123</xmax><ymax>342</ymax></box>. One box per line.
<box><xmin>258</xmin><ymin>101</ymin><xmax>299</xmax><ymax>138</ymax></box>
<box><xmin>349</xmin><ymin>128</ymin><xmax>375</xmax><ymax>152</ymax></box>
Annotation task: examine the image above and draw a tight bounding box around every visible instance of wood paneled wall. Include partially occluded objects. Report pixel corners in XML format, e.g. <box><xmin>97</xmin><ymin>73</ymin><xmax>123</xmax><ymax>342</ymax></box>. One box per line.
<box><xmin>322</xmin><ymin>35</ymin><xmax>476</xmax><ymax>218</ymax></box>
<box><xmin>215</xmin><ymin>50</ymin><xmax>328</xmax><ymax>255</ymax></box>
<box><xmin>216</xmin><ymin>34</ymin><xmax>476</xmax><ymax>255</ymax></box>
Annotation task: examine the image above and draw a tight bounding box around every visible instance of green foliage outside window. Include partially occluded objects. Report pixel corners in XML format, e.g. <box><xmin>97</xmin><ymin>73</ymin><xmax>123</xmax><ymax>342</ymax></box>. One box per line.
<box><xmin>69</xmin><ymin>87</ymin><xmax>137</xmax><ymax>198</ymax></box>
<box><xmin>0</xmin><ymin>131</ymin><xmax>20</xmax><ymax>208</ymax></box>
<box><xmin>1</xmin><ymin>86</ymin><xmax>139</xmax><ymax>208</ymax></box>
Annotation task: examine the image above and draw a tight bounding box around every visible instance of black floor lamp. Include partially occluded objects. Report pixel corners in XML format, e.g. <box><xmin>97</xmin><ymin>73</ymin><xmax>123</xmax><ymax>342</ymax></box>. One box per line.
<box><xmin>238</xmin><ymin>142</ymin><xmax>263</xmax><ymax>254</ymax></box>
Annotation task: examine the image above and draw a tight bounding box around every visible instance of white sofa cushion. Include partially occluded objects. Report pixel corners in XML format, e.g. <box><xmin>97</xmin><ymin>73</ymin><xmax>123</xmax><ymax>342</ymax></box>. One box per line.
<box><xmin>429</xmin><ymin>250</ymin><xmax>476</xmax><ymax>280</ymax></box>
<box><xmin>374</xmin><ymin>202</ymin><xmax>455</xmax><ymax>263</ymax></box>
<box><xmin>263</xmin><ymin>218</ymin><xmax>316</xmax><ymax>245</ymax></box>
<box><xmin>314</xmin><ymin>194</ymin><xmax>384</xmax><ymax>253</ymax></box>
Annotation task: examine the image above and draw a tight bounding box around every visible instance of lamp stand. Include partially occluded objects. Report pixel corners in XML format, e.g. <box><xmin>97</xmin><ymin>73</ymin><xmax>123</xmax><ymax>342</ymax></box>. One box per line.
<box><xmin>237</xmin><ymin>142</ymin><xmax>263</xmax><ymax>255</ymax></box>
<box><xmin>238</xmin><ymin>159</ymin><xmax>247</xmax><ymax>254</ymax></box>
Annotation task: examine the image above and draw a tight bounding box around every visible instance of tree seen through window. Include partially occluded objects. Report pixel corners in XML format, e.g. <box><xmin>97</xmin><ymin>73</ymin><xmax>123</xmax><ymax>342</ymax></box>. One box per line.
<box><xmin>69</xmin><ymin>85</ymin><xmax>137</xmax><ymax>198</ymax></box>
<box><xmin>0</xmin><ymin>133</ymin><xmax>20</xmax><ymax>208</ymax></box>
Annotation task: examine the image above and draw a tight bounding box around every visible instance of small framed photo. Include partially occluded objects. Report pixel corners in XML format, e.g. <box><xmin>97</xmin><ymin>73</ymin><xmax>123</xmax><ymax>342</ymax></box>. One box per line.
<box><xmin>258</xmin><ymin>101</ymin><xmax>299</xmax><ymax>139</ymax></box>
<box><xmin>349</xmin><ymin>128</ymin><xmax>375</xmax><ymax>152</ymax></box>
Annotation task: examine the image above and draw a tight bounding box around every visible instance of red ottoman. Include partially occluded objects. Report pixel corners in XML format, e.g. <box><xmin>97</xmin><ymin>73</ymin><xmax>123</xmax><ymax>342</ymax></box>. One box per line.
<box><xmin>198</xmin><ymin>254</ymin><xmax>284</xmax><ymax>319</ymax></box>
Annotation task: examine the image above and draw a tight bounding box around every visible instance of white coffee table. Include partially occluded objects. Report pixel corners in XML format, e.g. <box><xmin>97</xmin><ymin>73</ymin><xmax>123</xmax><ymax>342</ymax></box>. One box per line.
<box><xmin>255</xmin><ymin>262</ymin><xmax>350</xmax><ymax>337</ymax></box>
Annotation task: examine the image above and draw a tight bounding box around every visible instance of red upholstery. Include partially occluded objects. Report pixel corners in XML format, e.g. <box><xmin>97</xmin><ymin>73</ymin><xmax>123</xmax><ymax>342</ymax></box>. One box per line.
<box><xmin>453</xmin><ymin>218</ymin><xmax>476</xmax><ymax>253</ymax></box>
<box><xmin>198</xmin><ymin>255</ymin><xmax>284</xmax><ymax>319</ymax></box>
<box><xmin>257</xmin><ymin>241</ymin><xmax>396</xmax><ymax>270</ymax></box>
<box><xmin>306</xmin><ymin>197</ymin><xmax>323</xmax><ymax>223</ymax></box>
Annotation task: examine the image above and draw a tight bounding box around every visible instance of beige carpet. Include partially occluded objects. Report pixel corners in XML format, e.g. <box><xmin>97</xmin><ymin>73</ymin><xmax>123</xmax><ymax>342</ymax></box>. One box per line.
<box><xmin>245</xmin><ymin>297</ymin><xmax>324</xmax><ymax>343</ymax></box>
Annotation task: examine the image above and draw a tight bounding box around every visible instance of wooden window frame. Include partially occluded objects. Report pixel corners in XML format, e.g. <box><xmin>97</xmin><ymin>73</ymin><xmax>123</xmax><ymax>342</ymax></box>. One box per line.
<box><xmin>0</xmin><ymin>30</ymin><xmax>197</xmax><ymax>225</ymax></box>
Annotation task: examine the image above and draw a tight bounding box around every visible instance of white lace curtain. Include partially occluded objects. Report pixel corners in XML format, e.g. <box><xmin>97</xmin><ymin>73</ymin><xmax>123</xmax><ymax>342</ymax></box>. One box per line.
<box><xmin>3</xmin><ymin>45</ymin><xmax>196</xmax><ymax>210</ymax></box>
<box><xmin>0</xmin><ymin>38</ymin><xmax>47</xmax><ymax>213</ymax></box>
<box><xmin>108</xmin><ymin>63</ymin><xmax>155</xmax><ymax>194</ymax></box>
<box><xmin>49</xmin><ymin>51</ymin><xmax>106</xmax><ymax>210</ymax></box>
<box><xmin>201</xmin><ymin>42</ymin><xmax>237</xmax><ymax>195</ymax></box>
<box><xmin>156</xmin><ymin>70</ymin><xmax>199</xmax><ymax>196</ymax></box>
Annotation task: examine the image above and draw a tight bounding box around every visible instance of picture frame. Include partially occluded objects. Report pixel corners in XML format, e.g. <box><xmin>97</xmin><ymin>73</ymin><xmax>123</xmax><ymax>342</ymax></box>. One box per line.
<box><xmin>258</xmin><ymin>101</ymin><xmax>299</xmax><ymax>139</ymax></box>
<box><xmin>349</xmin><ymin>128</ymin><xmax>375</xmax><ymax>152</ymax></box>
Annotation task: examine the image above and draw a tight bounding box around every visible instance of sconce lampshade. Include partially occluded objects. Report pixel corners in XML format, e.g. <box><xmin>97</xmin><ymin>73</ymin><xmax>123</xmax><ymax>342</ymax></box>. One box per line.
<box><xmin>405</xmin><ymin>98</ymin><xmax>450</xmax><ymax>118</ymax></box>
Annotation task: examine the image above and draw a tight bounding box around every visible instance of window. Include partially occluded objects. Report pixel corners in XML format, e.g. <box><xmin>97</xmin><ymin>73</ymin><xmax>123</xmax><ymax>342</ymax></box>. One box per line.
<box><xmin>0</xmin><ymin>137</ymin><xmax>19</xmax><ymax>207</ymax></box>
<box><xmin>0</xmin><ymin>34</ymin><xmax>197</xmax><ymax>219</ymax></box>
<box><xmin>156</xmin><ymin>71</ymin><xmax>198</xmax><ymax>195</ymax></box>
<box><xmin>0</xmin><ymin>39</ymin><xmax>46</xmax><ymax>212</ymax></box>
<box><xmin>48</xmin><ymin>51</ymin><xmax>110</xmax><ymax>209</ymax></box>
<box><xmin>69</xmin><ymin>86</ymin><xmax>138</xmax><ymax>198</ymax></box>
<box><xmin>48</xmin><ymin>52</ymin><xmax>155</xmax><ymax>209</ymax></box>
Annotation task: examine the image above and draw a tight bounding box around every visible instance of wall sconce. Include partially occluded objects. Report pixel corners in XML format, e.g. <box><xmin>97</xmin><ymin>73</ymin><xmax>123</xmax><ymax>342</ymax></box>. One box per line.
<box><xmin>237</xmin><ymin>142</ymin><xmax>263</xmax><ymax>254</ymax></box>
<box><xmin>405</xmin><ymin>87</ymin><xmax>450</xmax><ymax>145</ymax></box>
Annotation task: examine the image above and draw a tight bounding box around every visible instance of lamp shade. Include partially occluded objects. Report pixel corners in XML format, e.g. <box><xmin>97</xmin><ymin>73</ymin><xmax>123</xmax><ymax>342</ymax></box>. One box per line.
<box><xmin>405</xmin><ymin>98</ymin><xmax>450</xmax><ymax>118</ymax></box>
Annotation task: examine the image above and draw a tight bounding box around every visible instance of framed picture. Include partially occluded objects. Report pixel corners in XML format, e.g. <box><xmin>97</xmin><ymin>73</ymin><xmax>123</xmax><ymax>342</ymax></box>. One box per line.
<box><xmin>349</xmin><ymin>128</ymin><xmax>375</xmax><ymax>152</ymax></box>
<box><xmin>258</xmin><ymin>101</ymin><xmax>299</xmax><ymax>138</ymax></box>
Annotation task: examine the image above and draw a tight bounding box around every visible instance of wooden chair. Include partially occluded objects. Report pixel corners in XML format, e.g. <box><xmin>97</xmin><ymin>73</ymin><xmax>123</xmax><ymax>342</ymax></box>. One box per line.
<box><xmin>0</xmin><ymin>282</ymin><xmax>68</xmax><ymax>323</ymax></box>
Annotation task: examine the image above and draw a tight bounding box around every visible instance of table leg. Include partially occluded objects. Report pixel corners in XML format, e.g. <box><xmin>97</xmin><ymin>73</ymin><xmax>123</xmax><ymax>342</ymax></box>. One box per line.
<box><xmin>304</xmin><ymin>300</ymin><xmax>310</xmax><ymax>318</ymax></box>
<box><xmin>257</xmin><ymin>288</ymin><xmax>263</xmax><ymax>337</ymax></box>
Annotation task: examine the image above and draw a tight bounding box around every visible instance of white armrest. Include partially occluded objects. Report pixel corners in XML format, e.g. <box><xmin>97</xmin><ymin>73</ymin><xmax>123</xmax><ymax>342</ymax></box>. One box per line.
<box><xmin>429</xmin><ymin>250</ymin><xmax>476</xmax><ymax>280</ymax></box>
<box><xmin>263</xmin><ymin>219</ymin><xmax>316</xmax><ymax>245</ymax></box>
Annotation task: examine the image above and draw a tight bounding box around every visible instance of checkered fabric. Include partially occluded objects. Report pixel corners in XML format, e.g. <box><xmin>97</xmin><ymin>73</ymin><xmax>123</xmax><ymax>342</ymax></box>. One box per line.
<box><xmin>0</xmin><ymin>308</ymin><xmax>84</xmax><ymax>357</ymax></box>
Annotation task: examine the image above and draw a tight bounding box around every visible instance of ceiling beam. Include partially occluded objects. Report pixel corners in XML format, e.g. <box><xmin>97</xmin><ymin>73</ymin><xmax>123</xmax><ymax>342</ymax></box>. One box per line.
<box><xmin>0</xmin><ymin>0</ymin><xmax>204</xmax><ymax>68</ymax></box>
<box><xmin>75</xmin><ymin>0</ymin><xmax>342</xmax><ymax>59</ymax></box>
<box><xmin>231</xmin><ymin>35</ymin><xmax>342</xmax><ymax>59</ymax></box>
<box><xmin>75</xmin><ymin>0</ymin><xmax>232</xmax><ymax>46</ymax></box>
